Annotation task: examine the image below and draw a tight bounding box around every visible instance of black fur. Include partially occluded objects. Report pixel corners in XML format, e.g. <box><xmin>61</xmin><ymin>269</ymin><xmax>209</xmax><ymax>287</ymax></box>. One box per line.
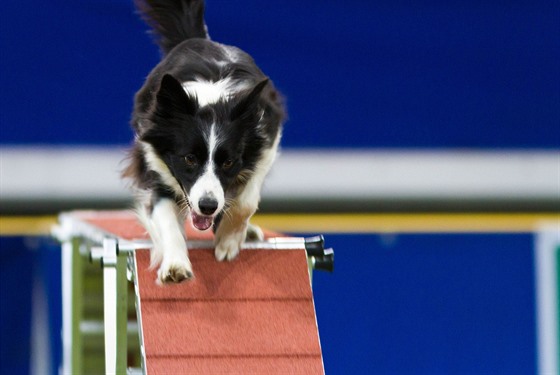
<box><xmin>124</xmin><ymin>0</ymin><xmax>285</xmax><ymax>225</ymax></box>
<box><xmin>134</xmin><ymin>0</ymin><xmax>208</xmax><ymax>55</ymax></box>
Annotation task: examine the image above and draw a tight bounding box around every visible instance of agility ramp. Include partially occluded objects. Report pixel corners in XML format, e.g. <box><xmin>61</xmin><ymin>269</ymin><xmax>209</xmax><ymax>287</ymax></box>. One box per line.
<box><xmin>55</xmin><ymin>211</ymin><xmax>333</xmax><ymax>374</ymax></box>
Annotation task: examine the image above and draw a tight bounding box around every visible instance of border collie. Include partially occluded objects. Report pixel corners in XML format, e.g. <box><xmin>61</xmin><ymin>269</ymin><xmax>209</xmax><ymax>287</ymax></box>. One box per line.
<box><xmin>124</xmin><ymin>0</ymin><xmax>285</xmax><ymax>283</ymax></box>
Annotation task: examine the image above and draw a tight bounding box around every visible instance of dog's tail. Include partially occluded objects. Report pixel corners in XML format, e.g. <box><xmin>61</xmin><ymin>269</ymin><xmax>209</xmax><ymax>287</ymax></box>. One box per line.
<box><xmin>135</xmin><ymin>0</ymin><xmax>208</xmax><ymax>55</ymax></box>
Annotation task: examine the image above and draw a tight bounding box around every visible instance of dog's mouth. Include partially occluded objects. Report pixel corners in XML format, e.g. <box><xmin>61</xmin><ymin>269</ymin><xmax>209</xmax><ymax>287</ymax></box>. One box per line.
<box><xmin>184</xmin><ymin>196</ymin><xmax>218</xmax><ymax>232</ymax></box>
<box><xmin>190</xmin><ymin>211</ymin><xmax>214</xmax><ymax>231</ymax></box>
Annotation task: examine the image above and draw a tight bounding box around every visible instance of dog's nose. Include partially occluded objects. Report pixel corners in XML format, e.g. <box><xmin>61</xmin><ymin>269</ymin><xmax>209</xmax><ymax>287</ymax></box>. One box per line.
<box><xmin>198</xmin><ymin>197</ymin><xmax>218</xmax><ymax>215</ymax></box>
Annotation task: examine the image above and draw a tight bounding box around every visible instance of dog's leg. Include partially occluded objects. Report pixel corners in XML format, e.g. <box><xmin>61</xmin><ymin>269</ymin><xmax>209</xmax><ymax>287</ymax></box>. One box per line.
<box><xmin>214</xmin><ymin>175</ymin><xmax>265</xmax><ymax>261</ymax></box>
<box><xmin>214</xmin><ymin>203</ymin><xmax>254</xmax><ymax>262</ymax></box>
<box><xmin>140</xmin><ymin>198</ymin><xmax>193</xmax><ymax>283</ymax></box>
<box><xmin>215</xmin><ymin>139</ymin><xmax>280</xmax><ymax>261</ymax></box>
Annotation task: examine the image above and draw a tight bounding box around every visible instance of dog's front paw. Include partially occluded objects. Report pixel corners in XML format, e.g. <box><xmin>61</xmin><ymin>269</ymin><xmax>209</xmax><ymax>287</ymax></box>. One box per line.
<box><xmin>215</xmin><ymin>232</ymin><xmax>244</xmax><ymax>262</ymax></box>
<box><xmin>157</xmin><ymin>258</ymin><xmax>194</xmax><ymax>284</ymax></box>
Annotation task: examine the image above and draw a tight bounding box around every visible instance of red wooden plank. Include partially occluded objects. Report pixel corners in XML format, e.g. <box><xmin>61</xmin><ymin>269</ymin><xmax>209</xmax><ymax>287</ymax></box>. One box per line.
<box><xmin>135</xmin><ymin>249</ymin><xmax>312</xmax><ymax>300</ymax></box>
<box><xmin>141</xmin><ymin>300</ymin><xmax>322</xmax><ymax>357</ymax></box>
<box><xmin>77</xmin><ymin>211</ymin><xmax>152</xmax><ymax>240</ymax></box>
<box><xmin>147</xmin><ymin>356</ymin><xmax>324</xmax><ymax>374</ymax></box>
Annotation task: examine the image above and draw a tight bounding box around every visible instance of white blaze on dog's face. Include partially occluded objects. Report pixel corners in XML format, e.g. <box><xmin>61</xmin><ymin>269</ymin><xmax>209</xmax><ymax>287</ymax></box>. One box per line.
<box><xmin>140</xmin><ymin>74</ymin><xmax>270</xmax><ymax>231</ymax></box>
<box><xmin>187</xmin><ymin>125</ymin><xmax>225</xmax><ymax>231</ymax></box>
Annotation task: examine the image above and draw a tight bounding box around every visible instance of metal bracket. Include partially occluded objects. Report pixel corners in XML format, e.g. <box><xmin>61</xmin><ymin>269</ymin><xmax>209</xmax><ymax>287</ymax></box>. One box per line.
<box><xmin>304</xmin><ymin>235</ymin><xmax>335</xmax><ymax>273</ymax></box>
<box><xmin>100</xmin><ymin>238</ymin><xmax>128</xmax><ymax>375</ymax></box>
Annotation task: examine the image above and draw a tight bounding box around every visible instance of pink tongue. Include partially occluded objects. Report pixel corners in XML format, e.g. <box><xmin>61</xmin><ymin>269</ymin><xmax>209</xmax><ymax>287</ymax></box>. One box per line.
<box><xmin>191</xmin><ymin>212</ymin><xmax>213</xmax><ymax>231</ymax></box>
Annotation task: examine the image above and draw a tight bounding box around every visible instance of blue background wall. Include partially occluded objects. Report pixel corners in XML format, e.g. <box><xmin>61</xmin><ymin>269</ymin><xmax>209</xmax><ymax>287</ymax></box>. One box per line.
<box><xmin>0</xmin><ymin>237</ymin><xmax>62</xmax><ymax>375</ymax></box>
<box><xmin>313</xmin><ymin>233</ymin><xmax>536</xmax><ymax>374</ymax></box>
<box><xmin>2</xmin><ymin>0</ymin><xmax>559</xmax><ymax>148</ymax></box>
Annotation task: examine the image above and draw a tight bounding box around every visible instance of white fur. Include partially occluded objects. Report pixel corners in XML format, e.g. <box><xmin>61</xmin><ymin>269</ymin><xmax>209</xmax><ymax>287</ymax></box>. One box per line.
<box><xmin>140</xmin><ymin>141</ymin><xmax>183</xmax><ymax>197</ymax></box>
<box><xmin>139</xmin><ymin>198</ymin><xmax>192</xmax><ymax>283</ymax></box>
<box><xmin>182</xmin><ymin>77</ymin><xmax>250</xmax><ymax>107</ymax></box>
<box><xmin>188</xmin><ymin>125</ymin><xmax>225</xmax><ymax>216</ymax></box>
<box><xmin>137</xmin><ymin>142</ymin><xmax>194</xmax><ymax>281</ymax></box>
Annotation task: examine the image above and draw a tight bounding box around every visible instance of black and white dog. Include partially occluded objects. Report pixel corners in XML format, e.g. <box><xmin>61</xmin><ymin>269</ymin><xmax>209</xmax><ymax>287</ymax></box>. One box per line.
<box><xmin>124</xmin><ymin>0</ymin><xmax>285</xmax><ymax>283</ymax></box>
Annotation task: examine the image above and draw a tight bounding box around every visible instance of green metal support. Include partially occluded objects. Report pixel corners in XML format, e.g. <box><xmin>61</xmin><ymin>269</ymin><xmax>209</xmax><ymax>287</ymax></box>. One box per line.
<box><xmin>556</xmin><ymin>245</ymin><xmax>560</xmax><ymax>370</ymax></box>
<box><xmin>70</xmin><ymin>237</ymin><xmax>84</xmax><ymax>374</ymax></box>
<box><xmin>116</xmin><ymin>251</ymin><xmax>129</xmax><ymax>374</ymax></box>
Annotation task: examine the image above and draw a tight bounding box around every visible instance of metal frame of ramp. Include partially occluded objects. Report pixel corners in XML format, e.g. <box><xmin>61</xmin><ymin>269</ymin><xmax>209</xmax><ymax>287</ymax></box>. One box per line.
<box><xmin>54</xmin><ymin>210</ymin><xmax>333</xmax><ymax>374</ymax></box>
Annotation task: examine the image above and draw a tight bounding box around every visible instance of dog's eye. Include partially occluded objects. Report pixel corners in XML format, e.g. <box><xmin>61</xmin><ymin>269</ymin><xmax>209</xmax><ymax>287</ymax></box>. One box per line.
<box><xmin>222</xmin><ymin>159</ymin><xmax>234</xmax><ymax>170</ymax></box>
<box><xmin>184</xmin><ymin>154</ymin><xmax>198</xmax><ymax>168</ymax></box>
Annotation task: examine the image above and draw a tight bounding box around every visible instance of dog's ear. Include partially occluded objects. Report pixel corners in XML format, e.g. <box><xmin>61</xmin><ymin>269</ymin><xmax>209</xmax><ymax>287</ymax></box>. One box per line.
<box><xmin>155</xmin><ymin>74</ymin><xmax>197</xmax><ymax>118</ymax></box>
<box><xmin>230</xmin><ymin>78</ymin><xmax>269</xmax><ymax>121</ymax></box>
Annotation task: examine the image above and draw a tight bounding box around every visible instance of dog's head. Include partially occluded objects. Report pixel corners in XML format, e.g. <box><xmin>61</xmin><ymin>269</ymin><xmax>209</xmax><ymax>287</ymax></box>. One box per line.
<box><xmin>140</xmin><ymin>74</ymin><xmax>269</xmax><ymax>230</ymax></box>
